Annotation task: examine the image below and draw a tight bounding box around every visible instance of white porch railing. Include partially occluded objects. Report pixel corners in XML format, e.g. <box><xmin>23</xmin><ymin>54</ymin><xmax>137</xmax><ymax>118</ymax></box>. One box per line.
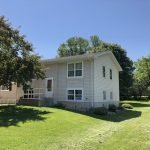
<box><xmin>23</xmin><ymin>88</ymin><xmax>45</xmax><ymax>100</ymax></box>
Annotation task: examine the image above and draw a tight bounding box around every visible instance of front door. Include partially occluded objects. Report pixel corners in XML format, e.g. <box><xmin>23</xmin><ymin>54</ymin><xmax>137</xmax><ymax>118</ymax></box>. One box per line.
<box><xmin>45</xmin><ymin>78</ymin><xmax>53</xmax><ymax>98</ymax></box>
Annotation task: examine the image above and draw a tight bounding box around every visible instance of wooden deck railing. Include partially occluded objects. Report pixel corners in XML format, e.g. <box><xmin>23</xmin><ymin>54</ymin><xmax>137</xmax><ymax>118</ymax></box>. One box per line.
<box><xmin>23</xmin><ymin>88</ymin><xmax>45</xmax><ymax>100</ymax></box>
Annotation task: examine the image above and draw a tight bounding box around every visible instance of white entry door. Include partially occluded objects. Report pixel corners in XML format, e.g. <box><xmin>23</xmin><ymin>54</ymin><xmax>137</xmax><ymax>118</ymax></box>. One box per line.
<box><xmin>45</xmin><ymin>78</ymin><xmax>53</xmax><ymax>98</ymax></box>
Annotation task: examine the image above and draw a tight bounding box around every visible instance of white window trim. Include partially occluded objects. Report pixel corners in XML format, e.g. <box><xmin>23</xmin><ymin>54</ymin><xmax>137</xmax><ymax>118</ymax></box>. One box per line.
<box><xmin>66</xmin><ymin>88</ymin><xmax>83</xmax><ymax>101</ymax></box>
<box><xmin>45</xmin><ymin>77</ymin><xmax>53</xmax><ymax>93</ymax></box>
<box><xmin>110</xmin><ymin>91</ymin><xmax>113</xmax><ymax>100</ymax></box>
<box><xmin>67</xmin><ymin>61</ymin><xmax>83</xmax><ymax>78</ymax></box>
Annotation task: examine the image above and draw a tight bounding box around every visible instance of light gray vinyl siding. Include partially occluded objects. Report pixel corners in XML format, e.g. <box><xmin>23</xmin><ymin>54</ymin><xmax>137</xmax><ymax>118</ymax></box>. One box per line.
<box><xmin>31</xmin><ymin>59</ymin><xmax>94</xmax><ymax>102</ymax></box>
<box><xmin>30</xmin><ymin>53</ymin><xmax>120</xmax><ymax>107</ymax></box>
<box><xmin>94</xmin><ymin>55</ymin><xmax>119</xmax><ymax>103</ymax></box>
<box><xmin>66</xmin><ymin>60</ymin><xmax>94</xmax><ymax>102</ymax></box>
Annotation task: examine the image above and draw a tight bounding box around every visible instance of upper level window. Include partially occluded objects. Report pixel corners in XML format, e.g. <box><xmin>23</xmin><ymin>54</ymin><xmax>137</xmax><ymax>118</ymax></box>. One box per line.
<box><xmin>102</xmin><ymin>66</ymin><xmax>106</xmax><ymax>78</ymax></box>
<box><xmin>110</xmin><ymin>69</ymin><xmax>112</xmax><ymax>79</ymax></box>
<box><xmin>68</xmin><ymin>62</ymin><xmax>82</xmax><ymax>77</ymax></box>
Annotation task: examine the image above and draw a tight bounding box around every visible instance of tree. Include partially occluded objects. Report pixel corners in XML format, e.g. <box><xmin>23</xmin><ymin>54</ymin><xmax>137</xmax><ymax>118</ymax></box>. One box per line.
<box><xmin>57</xmin><ymin>35</ymin><xmax>134</xmax><ymax>98</ymax></box>
<box><xmin>58</xmin><ymin>37</ymin><xmax>89</xmax><ymax>57</ymax></box>
<box><xmin>134</xmin><ymin>56</ymin><xmax>150</xmax><ymax>87</ymax></box>
<box><xmin>0</xmin><ymin>16</ymin><xmax>45</xmax><ymax>89</ymax></box>
<box><xmin>88</xmin><ymin>36</ymin><xmax>134</xmax><ymax>99</ymax></box>
<box><xmin>132</xmin><ymin>56</ymin><xmax>150</xmax><ymax>99</ymax></box>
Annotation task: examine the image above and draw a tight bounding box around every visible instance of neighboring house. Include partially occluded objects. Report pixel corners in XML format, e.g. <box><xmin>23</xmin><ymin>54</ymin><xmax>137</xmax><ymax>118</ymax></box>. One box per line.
<box><xmin>0</xmin><ymin>51</ymin><xmax>122</xmax><ymax>110</ymax></box>
<box><xmin>0</xmin><ymin>84</ymin><xmax>23</xmax><ymax>105</ymax></box>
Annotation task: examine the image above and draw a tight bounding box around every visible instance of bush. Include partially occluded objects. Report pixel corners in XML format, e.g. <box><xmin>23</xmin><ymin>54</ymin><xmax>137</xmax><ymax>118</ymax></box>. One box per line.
<box><xmin>108</xmin><ymin>104</ymin><xmax>117</xmax><ymax>112</ymax></box>
<box><xmin>93</xmin><ymin>107</ymin><xmax>108</xmax><ymax>115</ymax></box>
<box><xmin>53</xmin><ymin>103</ymin><xmax>65</xmax><ymax>109</ymax></box>
<box><xmin>118</xmin><ymin>104</ymin><xmax>124</xmax><ymax>110</ymax></box>
<box><xmin>121</xmin><ymin>103</ymin><xmax>133</xmax><ymax>109</ymax></box>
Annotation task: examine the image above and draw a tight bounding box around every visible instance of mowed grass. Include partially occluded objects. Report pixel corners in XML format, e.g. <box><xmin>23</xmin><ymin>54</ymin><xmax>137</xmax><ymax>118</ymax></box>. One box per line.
<box><xmin>0</xmin><ymin>101</ymin><xmax>150</xmax><ymax>150</ymax></box>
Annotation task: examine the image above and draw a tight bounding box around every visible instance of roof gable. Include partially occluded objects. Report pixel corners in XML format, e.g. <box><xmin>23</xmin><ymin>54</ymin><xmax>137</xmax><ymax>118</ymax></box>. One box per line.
<box><xmin>94</xmin><ymin>51</ymin><xmax>122</xmax><ymax>71</ymax></box>
<box><xmin>41</xmin><ymin>51</ymin><xmax>122</xmax><ymax>71</ymax></box>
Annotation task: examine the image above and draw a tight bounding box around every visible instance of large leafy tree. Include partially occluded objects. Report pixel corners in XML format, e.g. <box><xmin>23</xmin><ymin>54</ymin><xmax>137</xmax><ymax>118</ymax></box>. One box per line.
<box><xmin>134</xmin><ymin>56</ymin><xmax>150</xmax><ymax>87</ymax></box>
<box><xmin>0</xmin><ymin>16</ymin><xmax>45</xmax><ymax>89</ymax></box>
<box><xmin>89</xmin><ymin>36</ymin><xmax>134</xmax><ymax>98</ymax></box>
<box><xmin>58</xmin><ymin>37</ymin><xmax>89</xmax><ymax>57</ymax></box>
<box><xmin>58</xmin><ymin>35</ymin><xmax>134</xmax><ymax>98</ymax></box>
<box><xmin>131</xmin><ymin>55</ymin><xmax>150</xmax><ymax>98</ymax></box>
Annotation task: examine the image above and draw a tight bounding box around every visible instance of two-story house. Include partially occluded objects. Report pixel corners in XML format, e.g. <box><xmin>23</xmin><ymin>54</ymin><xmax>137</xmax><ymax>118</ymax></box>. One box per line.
<box><xmin>0</xmin><ymin>51</ymin><xmax>122</xmax><ymax>110</ymax></box>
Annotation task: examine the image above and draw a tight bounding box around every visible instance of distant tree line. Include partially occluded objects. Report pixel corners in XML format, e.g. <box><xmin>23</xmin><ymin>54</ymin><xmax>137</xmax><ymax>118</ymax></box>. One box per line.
<box><xmin>58</xmin><ymin>36</ymin><xmax>150</xmax><ymax>100</ymax></box>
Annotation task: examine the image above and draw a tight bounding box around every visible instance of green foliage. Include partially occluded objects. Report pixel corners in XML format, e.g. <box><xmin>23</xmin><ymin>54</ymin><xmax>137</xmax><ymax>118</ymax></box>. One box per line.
<box><xmin>118</xmin><ymin>104</ymin><xmax>125</xmax><ymax>110</ymax></box>
<box><xmin>0</xmin><ymin>101</ymin><xmax>149</xmax><ymax>149</ymax></box>
<box><xmin>134</xmin><ymin>56</ymin><xmax>150</xmax><ymax>86</ymax></box>
<box><xmin>0</xmin><ymin>16</ymin><xmax>45</xmax><ymax>89</ymax></box>
<box><xmin>58</xmin><ymin>37</ymin><xmax>89</xmax><ymax>57</ymax></box>
<box><xmin>88</xmin><ymin>37</ymin><xmax>134</xmax><ymax>98</ymax></box>
<box><xmin>121</xmin><ymin>103</ymin><xmax>133</xmax><ymax>109</ymax></box>
<box><xmin>93</xmin><ymin>107</ymin><xmax>108</xmax><ymax>115</ymax></box>
<box><xmin>53</xmin><ymin>103</ymin><xmax>66</xmax><ymax>109</ymax></box>
<box><xmin>58</xmin><ymin>35</ymin><xmax>134</xmax><ymax>98</ymax></box>
<box><xmin>129</xmin><ymin>55</ymin><xmax>150</xmax><ymax>99</ymax></box>
<box><xmin>108</xmin><ymin>104</ymin><xmax>117</xmax><ymax>112</ymax></box>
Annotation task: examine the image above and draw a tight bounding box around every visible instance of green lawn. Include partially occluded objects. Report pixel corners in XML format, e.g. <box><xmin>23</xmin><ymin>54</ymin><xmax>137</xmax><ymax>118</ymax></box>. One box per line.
<box><xmin>0</xmin><ymin>101</ymin><xmax>150</xmax><ymax>150</ymax></box>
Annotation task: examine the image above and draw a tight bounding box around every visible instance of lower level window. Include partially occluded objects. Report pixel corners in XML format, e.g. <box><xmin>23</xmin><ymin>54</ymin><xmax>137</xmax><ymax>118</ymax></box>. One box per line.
<box><xmin>67</xmin><ymin>89</ymin><xmax>82</xmax><ymax>100</ymax></box>
<box><xmin>110</xmin><ymin>92</ymin><xmax>113</xmax><ymax>100</ymax></box>
<box><xmin>103</xmin><ymin>91</ymin><xmax>106</xmax><ymax>100</ymax></box>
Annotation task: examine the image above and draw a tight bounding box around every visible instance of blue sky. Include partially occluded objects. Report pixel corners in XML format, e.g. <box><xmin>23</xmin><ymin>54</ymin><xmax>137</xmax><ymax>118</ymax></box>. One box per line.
<box><xmin>0</xmin><ymin>0</ymin><xmax>150</xmax><ymax>61</ymax></box>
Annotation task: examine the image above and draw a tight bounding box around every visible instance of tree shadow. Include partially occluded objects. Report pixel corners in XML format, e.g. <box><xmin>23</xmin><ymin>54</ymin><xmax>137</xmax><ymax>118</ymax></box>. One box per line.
<box><xmin>91</xmin><ymin>109</ymin><xmax>142</xmax><ymax>122</ymax></box>
<box><xmin>0</xmin><ymin>106</ymin><xmax>51</xmax><ymax>127</ymax></box>
<box><xmin>122</xmin><ymin>102</ymin><xmax>150</xmax><ymax>107</ymax></box>
<box><xmin>62</xmin><ymin>108</ymin><xmax>142</xmax><ymax>122</ymax></box>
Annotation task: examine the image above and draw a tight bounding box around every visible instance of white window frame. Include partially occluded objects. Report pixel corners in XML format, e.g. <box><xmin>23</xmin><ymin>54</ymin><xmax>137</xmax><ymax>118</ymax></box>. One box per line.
<box><xmin>67</xmin><ymin>62</ymin><xmax>83</xmax><ymax>78</ymax></box>
<box><xmin>46</xmin><ymin>78</ymin><xmax>53</xmax><ymax>92</ymax></box>
<box><xmin>67</xmin><ymin>88</ymin><xmax>83</xmax><ymax>101</ymax></box>
<box><xmin>110</xmin><ymin>91</ymin><xmax>113</xmax><ymax>100</ymax></box>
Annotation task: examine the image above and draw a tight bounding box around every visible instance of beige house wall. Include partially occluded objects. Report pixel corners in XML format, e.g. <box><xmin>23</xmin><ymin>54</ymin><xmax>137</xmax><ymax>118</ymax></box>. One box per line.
<box><xmin>0</xmin><ymin>83</ymin><xmax>23</xmax><ymax>104</ymax></box>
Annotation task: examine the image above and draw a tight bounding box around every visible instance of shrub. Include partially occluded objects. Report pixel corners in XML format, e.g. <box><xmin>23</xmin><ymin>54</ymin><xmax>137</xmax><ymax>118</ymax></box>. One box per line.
<box><xmin>121</xmin><ymin>103</ymin><xmax>133</xmax><ymax>109</ymax></box>
<box><xmin>53</xmin><ymin>103</ymin><xmax>65</xmax><ymax>109</ymax></box>
<box><xmin>108</xmin><ymin>104</ymin><xmax>117</xmax><ymax>112</ymax></box>
<box><xmin>118</xmin><ymin>104</ymin><xmax>124</xmax><ymax>110</ymax></box>
<box><xmin>93</xmin><ymin>107</ymin><xmax>108</xmax><ymax>115</ymax></box>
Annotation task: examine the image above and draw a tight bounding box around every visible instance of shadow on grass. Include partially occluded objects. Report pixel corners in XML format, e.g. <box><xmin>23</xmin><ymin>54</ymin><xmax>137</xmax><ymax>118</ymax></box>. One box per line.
<box><xmin>0</xmin><ymin>106</ymin><xmax>51</xmax><ymax>127</ymax></box>
<box><xmin>121</xmin><ymin>102</ymin><xmax>150</xmax><ymax>108</ymax></box>
<box><xmin>90</xmin><ymin>109</ymin><xmax>142</xmax><ymax>122</ymax></box>
<box><xmin>59</xmin><ymin>108</ymin><xmax>142</xmax><ymax>122</ymax></box>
